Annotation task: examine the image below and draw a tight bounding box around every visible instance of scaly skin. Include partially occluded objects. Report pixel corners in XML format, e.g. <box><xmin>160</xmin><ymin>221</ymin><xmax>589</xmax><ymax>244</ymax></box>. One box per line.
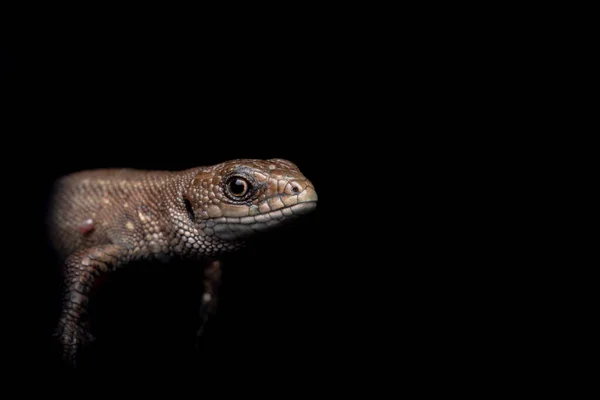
<box><xmin>46</xmin><ymin>158</ymin><xmax>318</xmax><ymax>366</ymax></box>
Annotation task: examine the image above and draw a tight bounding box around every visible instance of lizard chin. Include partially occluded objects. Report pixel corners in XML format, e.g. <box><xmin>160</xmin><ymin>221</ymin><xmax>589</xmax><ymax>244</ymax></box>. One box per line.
<box><xmin>207</xmin><ymin>201</ymin><xmax>317</xmax><ymax>241</ymax></box>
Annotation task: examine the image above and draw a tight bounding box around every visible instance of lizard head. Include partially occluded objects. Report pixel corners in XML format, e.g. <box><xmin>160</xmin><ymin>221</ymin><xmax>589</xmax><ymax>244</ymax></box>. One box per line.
<box><xmin>185</xmin><ymin>158</ymin><xmax>317</xmax><ymax>244</ymax></box>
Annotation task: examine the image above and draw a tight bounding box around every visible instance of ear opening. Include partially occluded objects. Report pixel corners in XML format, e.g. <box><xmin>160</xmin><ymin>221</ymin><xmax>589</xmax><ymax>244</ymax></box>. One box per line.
<box><xmin>183</xmin><ymin>197</ymin><xmax>195</xmax><ymax>222</ymax></box>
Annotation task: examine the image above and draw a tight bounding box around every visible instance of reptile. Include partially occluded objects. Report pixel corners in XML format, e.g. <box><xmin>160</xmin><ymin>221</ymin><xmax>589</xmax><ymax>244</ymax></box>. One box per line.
<box><xmin>46</xmin><ymin>158</ymin><xmax>318</xmax><ymax>366</ymax></box>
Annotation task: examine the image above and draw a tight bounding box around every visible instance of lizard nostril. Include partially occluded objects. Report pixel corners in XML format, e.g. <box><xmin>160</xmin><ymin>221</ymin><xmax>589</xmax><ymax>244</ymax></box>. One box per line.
<box><xmin>290</xmin><ymin>182</ymin><xmax>302</xmax><ymax>194</ymax></box>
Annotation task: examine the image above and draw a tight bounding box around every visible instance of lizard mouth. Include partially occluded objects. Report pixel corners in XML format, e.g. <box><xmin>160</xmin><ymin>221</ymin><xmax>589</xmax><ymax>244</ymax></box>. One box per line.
<box><xmin>207</xmin><ymin>201</ymin><xmax>317</xmax><ymax>241</ymax></box>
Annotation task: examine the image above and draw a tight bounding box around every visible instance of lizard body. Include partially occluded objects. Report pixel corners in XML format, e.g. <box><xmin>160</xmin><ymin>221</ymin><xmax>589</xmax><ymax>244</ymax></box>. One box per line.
<box><xmin>46</xmin><ymin>158</ymin><xmax>317</xmax><ymax>365</ymax></box>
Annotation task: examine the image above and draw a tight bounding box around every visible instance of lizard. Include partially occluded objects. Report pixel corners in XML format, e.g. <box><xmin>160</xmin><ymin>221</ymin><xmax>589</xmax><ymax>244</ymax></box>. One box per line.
<box><xmin>46</xmin><ymin>158</ymin><xmax>318</xmax><ymax>366</ymax></box>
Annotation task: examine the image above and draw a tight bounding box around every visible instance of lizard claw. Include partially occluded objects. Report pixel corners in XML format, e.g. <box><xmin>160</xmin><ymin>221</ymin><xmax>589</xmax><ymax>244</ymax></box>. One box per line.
<box><xmin>86</xmin><ymin>331</ymin><xmax>96</xmax><ymax>343</ymax></box>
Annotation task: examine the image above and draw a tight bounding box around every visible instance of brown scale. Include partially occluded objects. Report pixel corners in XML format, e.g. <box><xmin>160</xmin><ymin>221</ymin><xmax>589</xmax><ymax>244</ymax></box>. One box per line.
<box><xmin>46</xmin><ymin>158</ymin><xmax>318</xmax><ymax>366</ymax></box>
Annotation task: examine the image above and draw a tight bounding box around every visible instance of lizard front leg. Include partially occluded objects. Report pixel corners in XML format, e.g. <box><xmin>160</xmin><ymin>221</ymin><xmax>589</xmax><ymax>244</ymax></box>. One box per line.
<box><xmin>196</xmin><ymin>259</ymin><xmax>222</xmax><ymax>340</ymax></box>
<box><xmin>55</xmin><ymin>244</ymin><xmax>125</xmax><ymax>366</ymax></box>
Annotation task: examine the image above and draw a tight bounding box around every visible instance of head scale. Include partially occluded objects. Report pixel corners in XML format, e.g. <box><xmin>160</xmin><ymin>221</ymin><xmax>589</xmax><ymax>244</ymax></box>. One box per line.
<box><xmin>185</xmin><ymin>158</ymin><xmax>317</xmax><ymax>246</ymax></box>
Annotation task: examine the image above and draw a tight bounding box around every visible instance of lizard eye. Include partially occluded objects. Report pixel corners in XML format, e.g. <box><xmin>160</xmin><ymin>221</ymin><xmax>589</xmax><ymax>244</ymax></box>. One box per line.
<box><xmin>227</xmin><ymin>177</ymin><xmax>250</xmax><ymax>198</ymax></box>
